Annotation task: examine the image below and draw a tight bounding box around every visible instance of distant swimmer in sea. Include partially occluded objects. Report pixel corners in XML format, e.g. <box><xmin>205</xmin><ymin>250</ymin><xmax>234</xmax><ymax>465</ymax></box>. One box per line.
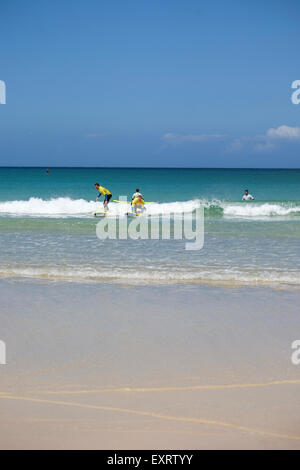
<box><xmin>131</xmin><ymin>188</ymin><xmax>143</xmax><ymax>206</ymax></box>
<box><xmin>131</xmin><ymin>194</ymin><xmax>145</xmax><ymax>214</ymax></box>
<box><xmin>46</xmin><ymin>168</ymin><xmax>50</xmax><ymax>174</ymax></box>
<box><xmin>94</xmin><ymin>183</ymin><xmax>112</xmax><ymax>211</ymax></box>
<box><xmin>242</xmin><ymin>189</ymin><xmax>254</xmax><ymax>201</ymax></box>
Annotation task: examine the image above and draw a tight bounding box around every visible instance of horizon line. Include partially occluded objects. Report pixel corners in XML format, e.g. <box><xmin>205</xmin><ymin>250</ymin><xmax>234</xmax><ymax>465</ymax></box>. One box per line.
<box><xmin>0</xmin><ymin>166</ymin><xmax>300</xmax><ymax>170</ymax></box>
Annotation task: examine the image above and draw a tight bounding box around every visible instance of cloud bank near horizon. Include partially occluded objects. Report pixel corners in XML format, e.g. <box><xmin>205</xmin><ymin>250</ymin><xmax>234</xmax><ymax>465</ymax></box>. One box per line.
<box><xmin>158</xmin><ymin>126</ymin><xmax>300</xmax><ymax>156</ymax></box>
<box><xmin>225</xmin><ymin>125</ymin><xmax>300</xmax><ymax>154</ymax></box>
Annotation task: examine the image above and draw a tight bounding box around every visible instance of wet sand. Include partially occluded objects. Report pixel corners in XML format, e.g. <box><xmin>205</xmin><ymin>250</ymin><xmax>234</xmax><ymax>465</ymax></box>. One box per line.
<box><xmin>0</xmin><ymin>279</ymin><xmax>300</xmax><ymax>449</ymax></box>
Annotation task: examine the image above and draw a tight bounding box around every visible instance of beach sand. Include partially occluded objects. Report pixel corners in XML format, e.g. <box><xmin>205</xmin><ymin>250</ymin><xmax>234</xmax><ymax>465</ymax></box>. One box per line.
<box><xmin>0</xmin><ymin>279</ymin><xmax>300</xmax><ymax>449</ymax></box>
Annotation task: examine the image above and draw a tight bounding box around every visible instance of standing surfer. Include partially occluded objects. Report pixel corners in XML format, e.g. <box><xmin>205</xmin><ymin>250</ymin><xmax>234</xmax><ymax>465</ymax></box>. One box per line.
<box><xmin>131</xmin><ymin>188</ymin><xmax>143</xmax><ymax>201</ymax></box>
<box><xmin>94</xmin><ymin>183</ymin><xmax>112</xmax><ymax>211</ymax></box>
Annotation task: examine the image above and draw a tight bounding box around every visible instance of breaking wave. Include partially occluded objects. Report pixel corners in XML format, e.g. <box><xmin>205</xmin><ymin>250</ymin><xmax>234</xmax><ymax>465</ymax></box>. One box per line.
<box><xmin>0</xmin><ymin>197</ymin><xmax>300</xmax><ymax>219</ymax></box>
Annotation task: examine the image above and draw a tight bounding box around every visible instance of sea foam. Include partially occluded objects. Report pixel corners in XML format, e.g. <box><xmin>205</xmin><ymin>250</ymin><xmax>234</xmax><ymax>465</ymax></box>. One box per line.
<box><xmin>0</xmin><ymin>197</ymin><xmax>200</xmax><ymax>217</ymax></box>
<box><xmin>0</xmin><ymin>197</ymin><xmax>300</xmax><ymax>219</ymax></box>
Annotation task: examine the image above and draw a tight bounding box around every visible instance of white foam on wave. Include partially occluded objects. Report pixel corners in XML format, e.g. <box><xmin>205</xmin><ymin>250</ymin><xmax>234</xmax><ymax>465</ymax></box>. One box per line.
<box><xmin>221</xmin><ymin>202</ymin><xmax>300</xmax><ymax>218</ymax></box>
<box><xmin>0</xmin><ymin>197</ymin><xmax>300</xmax><ymax>219</ymax></box>
<box><xmin>0</xmin><ymin>197</ymin><xmax>95</xmax><ymax>216</ymax></box>
<box><xmin>0</xmin><ymin>264</ymin><xmax>299</xmax><ymax>289</ymax></box>
<box><xmin>0</xmin><ymin>197</ymin><xmax>201</xmax><ymax>217</ymax></box>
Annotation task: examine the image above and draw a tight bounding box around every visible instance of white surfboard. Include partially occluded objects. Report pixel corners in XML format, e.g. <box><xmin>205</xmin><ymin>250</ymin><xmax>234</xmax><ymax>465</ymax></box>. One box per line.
<box><xmin>125</xmin><ymin>212</ymin><xmax>141</xmax><ymax>217</ymax></box>
<box><xmin>94</xmin><ymin>211</ymin><xmax>109</xmax><ymax>217</ymax></box>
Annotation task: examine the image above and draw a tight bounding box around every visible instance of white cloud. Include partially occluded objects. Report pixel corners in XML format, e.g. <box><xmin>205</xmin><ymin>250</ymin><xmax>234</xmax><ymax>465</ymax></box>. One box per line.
<box><xmin>159</xmin><ymin>125</ymin><xmax>300</xmax><ymax>155</ymax></box>
<box><xmin>227</xmin><ymin>125</ymin><xmax>300</xmax><ymax>153</ymax></box>
<box><xmin>266</xmin><ymin>125</ymin><xmax>300</xmax><ymax>139</ymax></box>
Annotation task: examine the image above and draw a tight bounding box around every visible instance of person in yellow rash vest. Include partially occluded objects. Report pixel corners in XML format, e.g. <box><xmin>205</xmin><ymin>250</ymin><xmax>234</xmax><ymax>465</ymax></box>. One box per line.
<box><xmin>94</xmin><ymin>183</ymin><xmax>112</xmax><ymax>211</ymax></box>
<box><xmin>131</xmin><ymin>194</ymin><xmax>145</xmax><ymax>214</ymax></box>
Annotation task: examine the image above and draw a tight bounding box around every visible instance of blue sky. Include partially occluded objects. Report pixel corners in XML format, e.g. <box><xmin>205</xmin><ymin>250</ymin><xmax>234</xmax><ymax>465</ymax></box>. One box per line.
<box><xmin>0</xmin><ymin>0</ymin><xmax>300</xmax><ymax>167</ymax></box>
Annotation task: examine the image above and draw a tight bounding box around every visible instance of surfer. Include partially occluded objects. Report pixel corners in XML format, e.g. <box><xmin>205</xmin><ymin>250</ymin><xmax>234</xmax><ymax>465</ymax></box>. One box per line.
<box><xmin>94</xmin><ymin>183</ymin><xmax>112</xmax><ymax>211</ymax></box>
<box><xmin>131</xmin><ymin>194</ymin><xmax>145</xmax><ymax>214</ymax></box>
<box><xmin>242</xmin><ymin>189</ymin><xmax>254</xmax><ymax>201</ymax></box>
<box><xmin>131</xmin><ymin>188</ymin><xmax>143</xmax><ymax>202</ymax></box>
<box><xmin>131</xmin><ymin>188</ymin><xmax>143</xmax><ymax>206</ymax></box>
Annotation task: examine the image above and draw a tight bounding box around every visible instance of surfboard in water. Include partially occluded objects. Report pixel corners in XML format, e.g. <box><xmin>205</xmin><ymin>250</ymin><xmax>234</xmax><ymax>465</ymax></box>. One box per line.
<box><xmin>125</xmin><ymin>212</ymin><xmax>141</xmax><ymax>217</ymax></box>
<box><xmin>94</xmin><ymin>211</ymin><xmax>109</xmax><ymax>217</ymax></box>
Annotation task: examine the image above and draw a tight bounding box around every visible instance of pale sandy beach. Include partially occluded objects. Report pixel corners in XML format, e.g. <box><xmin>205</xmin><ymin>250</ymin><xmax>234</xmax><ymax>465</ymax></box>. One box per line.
<box><xmin>0</xmin><ymin>279</ymin><xmax>299</xmax><ymax>449</ymax></box>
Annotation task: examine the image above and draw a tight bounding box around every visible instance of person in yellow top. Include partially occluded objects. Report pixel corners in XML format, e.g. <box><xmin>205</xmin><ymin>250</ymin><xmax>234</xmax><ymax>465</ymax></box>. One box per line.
<box><xmin>94</xmin><ymin>183</ymin><xmax>112</xmax><ymax>211</ymax></box>
<box><xmin>131</xmin><ymin>194</ymin><xmax>145</xmax><ymax>214</ymax></box>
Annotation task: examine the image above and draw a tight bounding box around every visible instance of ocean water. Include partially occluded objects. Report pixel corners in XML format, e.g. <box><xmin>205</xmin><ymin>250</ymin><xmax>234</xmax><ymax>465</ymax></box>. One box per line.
<box><xmin>0</xmin><ymin>167</ymin><xmax>300</xmax><ymax>289</ymax></box>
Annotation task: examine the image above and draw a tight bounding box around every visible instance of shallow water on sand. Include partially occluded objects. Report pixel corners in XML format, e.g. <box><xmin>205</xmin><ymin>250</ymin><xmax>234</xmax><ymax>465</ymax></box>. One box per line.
<box><xmin>1</xmin><ymin>280</ymin><xmax>300</xmax><ymax>449</ymax></box>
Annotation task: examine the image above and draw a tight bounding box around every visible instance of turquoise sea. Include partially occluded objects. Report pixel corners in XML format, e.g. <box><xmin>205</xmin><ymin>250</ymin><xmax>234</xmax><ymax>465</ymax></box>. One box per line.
<box><xmin>0</xmin><ymin>167</ymin><xmax>300</xmax><ymax>288</ymax></box>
